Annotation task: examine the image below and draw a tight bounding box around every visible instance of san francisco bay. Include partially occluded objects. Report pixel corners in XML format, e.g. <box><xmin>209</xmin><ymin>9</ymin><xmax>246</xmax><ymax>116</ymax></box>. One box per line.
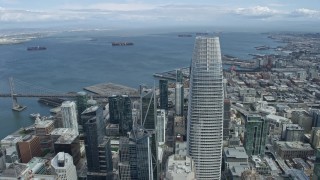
<box><xmin>0</xmin><ymin>30</ymin><xmax>282</xmax><ymax>139</ymax></box>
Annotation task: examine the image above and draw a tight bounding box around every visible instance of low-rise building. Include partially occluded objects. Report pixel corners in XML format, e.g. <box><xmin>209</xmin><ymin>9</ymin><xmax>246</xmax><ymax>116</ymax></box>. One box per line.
<box><xmin>250</xmin><ymin>156</ymin><xmax>271</xmax><ymax>176</ymax></box>
<box><xmin>165</xmin><ymin>155</ymin><xmax>196</xmax><ymax>180</ymax></box>
<box><xmin>266</xmin><ymin>114</ymin><xmax>291</xmax><ymax>137</ymax></box>
<box><xmin>274</xmin><ymin>141</ymin><xmax>314</xmax><ymax>160</ymax></box>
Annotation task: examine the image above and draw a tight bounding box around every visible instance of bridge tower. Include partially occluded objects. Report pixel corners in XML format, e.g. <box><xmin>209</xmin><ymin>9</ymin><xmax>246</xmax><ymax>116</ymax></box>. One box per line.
<box><xmin>9</xmin><ymin>77</ymin><xmax>27</xmax><ymax>111</ymax></box>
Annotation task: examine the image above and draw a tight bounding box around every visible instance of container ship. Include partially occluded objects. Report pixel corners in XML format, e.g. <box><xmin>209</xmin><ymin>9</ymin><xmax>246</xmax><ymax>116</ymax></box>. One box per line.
<box><xmin>178</xmin><ymin>34</ymin><xmax>192</xmax><ymax>37</ymax></box>
<box><xmin>27</xmin><ymin>46</ymin><xmax>47</xmax><ymax>51</ymax></box>
<box><xmin>112</xmin><ymin>42</ymin><xmax>134</xmax><ymax>46</ymax></box>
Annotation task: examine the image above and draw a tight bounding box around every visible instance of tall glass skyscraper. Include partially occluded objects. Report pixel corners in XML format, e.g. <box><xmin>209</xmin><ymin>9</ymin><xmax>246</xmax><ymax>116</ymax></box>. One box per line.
<box><xmin>81</xmin><ymin>106</ymin><xmax>113</xmax><ymax>179</ymax></box>
<box><xmin>108</xmin><ymin>95</ymin><xmax>132</xmax><ymax>136</ymax></box>
<box><xmin>118</xmin><ymin>126</ymin><xmax>153</xmax><ymax>180</ymax></box>
<box><xmin>187</xmin><ymin>36</ymin><xmax>224</xmax><ymax>179</ymax></box>
<box><xmin>159</xmin><ymin>80</ymin><xmax>168</xmax><ymax>110</ymax></box>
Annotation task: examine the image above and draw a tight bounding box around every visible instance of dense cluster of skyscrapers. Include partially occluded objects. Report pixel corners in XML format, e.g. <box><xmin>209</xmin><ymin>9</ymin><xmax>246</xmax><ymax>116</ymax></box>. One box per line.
<box><xmin>0</xmin><ymin>36</ymin><xmax>225</xmax><ymax>180</ymax></box>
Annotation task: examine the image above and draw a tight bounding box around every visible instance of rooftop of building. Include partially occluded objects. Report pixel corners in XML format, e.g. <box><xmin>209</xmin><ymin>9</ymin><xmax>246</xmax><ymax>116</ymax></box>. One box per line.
<box><xmin>292</xmin><ymin>158</ymin><xmax>310</xmax><ymax>170</ymax></box>
<box><xmin>20</xmin><ymin>135</ymin><xmax>37</xmax><ymax>142</ymax></box>
<box><xmin>229</xmin><ymin>165</ymin><xmax>250</xmax><ymax>177</ymax></box>
<box><xmin>50</xmin><ymin>128</ymin><xmax>77</xmax><ymax>136</ymax></box>
<box><xmin>251</xmin><ymin>156</ymin><xmax>269</xmax><ymax>168</ymax></box>
<box><xmin>166</xmin><ymin>154</ymin><xmax>195</xmax><ymax>179</ymax></box>
<box><xmin>35</xmin><ymin>119</ymin><xmax>54</xmax><ymax>128</ymax></box>
<box><xmin>1</xmin><ymin>134</ymin><xmax>23</xmax><ymax>145</ymax></box>
<box><xmin>106</xmin><ymin>123</ymin><xmax>119</xmax><ymax>128</ymax></box>
<box><xmin>61</xmin><ymin>101</ymin><xmax>76</xmax><ymax>107</ymax></box>
<box><xmin>264</xmin><ymin>157</ymin><xmax>279</xmax><ymax>171</ymax></box>
<box><xmin>276</xmin><ymin>141</ymin><xmax>313</xmax><ymax>150</ymax></box>
<box><xmin>0</xmin><ymin>163</ymin><xmax>28</xmax><ymax>178</ymax></box>
<box><xmin>82</xmin><ymin>105</ymin><xmax>99</xmax><ymax>114</ymax></box>
<box><xmin>84</xmin><ymin>82</ymin><xmax>138</xmax><ymax>96</ymax></box>
<box><xmin>224</xmin><ymin>147</ymin><xmax>248</xmax><ymax>159</ymax></box>
<box><xmin>55</xmin><ymin>132</ymin><xmax>78</xmax><ymax>144</ymax></box>
<box><xmin>175</xmin><ymin>142</ymin><xmax>187</xmax><ymax>156</ymax></box>
<box><xmin>266</xmin><ymin>114</ymin><xmax>290</xmax><ymax>123</ymax></box>
<box><xmin>27</xmin><ymin>157</ymin><xmax>48</xmax><ymax>168</ymax></box>
<box><xmin>286</xmin><ymin>124</ymin><xmax>304</xmax><ymax>131</ymax></box>
<box><xmin>51</xmin><ymin>152</ymin><xmax>74</xmax><ymax>169</ymax></box>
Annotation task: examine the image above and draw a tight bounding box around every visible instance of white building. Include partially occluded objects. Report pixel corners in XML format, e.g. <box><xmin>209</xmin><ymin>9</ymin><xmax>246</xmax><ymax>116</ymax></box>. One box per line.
<box><xmin>156</xmin><ymin>109</ymin><xmax>167</xmax><ymax>145</ymax></box>
<box><xmin>187</xmin><ymin>36</ymin><xmax>224</xmax><ymax>179</ymax></box>
<box><xmin>51</xmin><ymin>152</ymin><xmax>77</xmax><ymax>180</ymax></box>
<box><xmin>61</xmin><ymin>101</ymin><xmax>79</xmax><ymax>135</ymax></box>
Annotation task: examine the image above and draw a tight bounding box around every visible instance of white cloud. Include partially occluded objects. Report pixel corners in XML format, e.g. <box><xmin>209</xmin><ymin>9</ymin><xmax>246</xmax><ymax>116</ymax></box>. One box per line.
<box><xmin>291</xmin><ymin>8</ymin><xmax>320</xmax><ymax>18</ymax></box>
<box><xmin>234</xmin><ymin>6</ymin><xmax>281</xmax><ymax>18</ymax></box>
<box><xmin>0</xmin><ymin>2</ymin><xmax>319</xmax><ymax>25</ymax></box>
<box><xmin>0</xmin><ymin>8</ymin><xmax>85</xmax><ymax>22</ymax></box>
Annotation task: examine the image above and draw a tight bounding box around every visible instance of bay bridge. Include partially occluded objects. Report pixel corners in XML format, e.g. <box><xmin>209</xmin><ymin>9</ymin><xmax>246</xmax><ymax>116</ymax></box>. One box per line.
<box><xmin>0</xmin><ymin>77</ymin><xmax>140</xmax><ymax>111</ymax></box>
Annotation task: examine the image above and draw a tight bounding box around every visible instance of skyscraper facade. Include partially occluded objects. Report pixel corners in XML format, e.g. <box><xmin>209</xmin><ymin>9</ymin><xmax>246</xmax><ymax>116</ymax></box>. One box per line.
<box><xmin>118</xmin><ymin>127</ymin><xmax>153</xmax><ymax>180</ymax></box>
<box><xmin>223</xmin><ymin>99</ymin><xmax>231</xmax><ymax>140</ymax></box>
<box><xmin>159</xmin><ymin>80</ymin><xmax>168</xmax><ymax>110</ymax></box>
<box><xmin>141</xmin><ymin>88</ymin><xmax>156</xmax><ymax>130</ymax></box>
<box><xmin>140</xmin><ymin>87</ymin><xmax>158</xmax><ymax>179</ymax></box>
<box><xmin>176</xmin><ymin>69</ymin><xmax>183</xmax><ymax>83</ymax></box>
<box><xmin>187</xmin><ymin>36</ymin><xmax>224</xmax><ymax>179</ymax></box>
<box><xmin>175</xmin><ymin>82</ymin><xmax>184</xmax><ymax>116</ymax></box>
<box><xmin>61</xmin><ymin>101</ymin><xmax>79</xmax><ymax>135</ymax></box>
<box><xmin>108</xmin><ymin>95</ymin><xmax>133</xmax><ymax>136</ymax></box>
<box><xmin>82</xmin><ymin>106</ymin><xmax>113</xmax><ymax>179</ymax></box>
<box><xmin>76</xmin><ymin>91</ymin><xmax>89</xmax><ymax>122</ymax></box>
<box><xmin>156</xmin><ymin>109</ymin><xmax>166</xmax><ymax>145</ymax></box>
<box><xmin>51</xmin><ymin>152</ymin><xmax>77</xmax><ymax>180</ymax></box>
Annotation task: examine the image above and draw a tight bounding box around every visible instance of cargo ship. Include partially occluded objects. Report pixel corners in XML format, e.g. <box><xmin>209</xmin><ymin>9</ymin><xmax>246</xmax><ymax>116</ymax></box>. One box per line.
<box><xmin>178</xmin><ymin>34</ymin><xmax>192</xmax><ymax>37</ymax></box>
<box><xmin>112</xmin><ymin>42</ymin><xmax>134</xmax><ymax>46</ymax></box>
<box><xmin>27</xmin><ymin>46</ymin><xmax>47</xmax><ymax>51</ymax></box>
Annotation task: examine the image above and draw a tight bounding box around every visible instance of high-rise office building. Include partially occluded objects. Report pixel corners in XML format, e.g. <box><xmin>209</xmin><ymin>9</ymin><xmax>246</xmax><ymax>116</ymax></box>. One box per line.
<box><xmin>187</xmin><ymin>36</ymin><xmax>224</xmax><ymax>179</ymax></box>
<box><xmin>140</xmin><ymin>86</ymin><xmax>158</xmax><ymax>179</ymax></box>
<box><xmin>76</xmin><ymin>91</ymin><xmax>89</xmax><ymax>123</ymax></box>
<box><xmin>175</xmin><ymin>83</ymin><xmax>184</xmax><ymax>116</ymax></box>
<box><xmin>51</xmin><ymin>152</ymin><xmax>77</xmax><ymax>180</ymax></box>
<box><xmin>141</xmin><ymin>88</ymin><xmax>156</xmax><ymax>130</ymax></box>
<box><xmin>53</xmin><ymin>130</ymin><xmax>81</xmax><ymax>165</ymax></box>
<box><xmin>61</xmin><ymin>101</ymin><xmax>79</xmax><ymax>135</ymax></box>
<box><xmin>82</xmin><ymin>106</ymin><xmax>113</xmax><ymax>179</ymax></box>
<box><xmin>244</xmin><ymin>115</ymin><xmax>268</xmax><ymax>157</ymax></box>
<box><xmin>156</xmin><ymin>109</ymin><xmax>167</xmax><ymax>145</ymax></box>
<box><xmin>118</xmin><ymin>127</ymin><xmax>153</xmax><ymax>180</ymax></box>
<box><xmin>176</xmin><ymin>69</ymin><xmax>183</xmax><ymax>83</ymax></box>
<box><xmin>108</xmin><ymin>95</ymin><xmax>132</xmax><ymax>136</ymax></box>
<box><xmin>159</xmin><ymin>80</ymin><xmax>168</xmax><ymax>110</ymax></box>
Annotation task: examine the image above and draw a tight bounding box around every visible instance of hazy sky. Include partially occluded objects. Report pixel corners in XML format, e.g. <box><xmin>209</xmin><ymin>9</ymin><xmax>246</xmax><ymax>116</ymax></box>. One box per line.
<box><xmin>0</xmin><ymin>0</ymin><xmax>319</xmax><ymax>31</ymax></box>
